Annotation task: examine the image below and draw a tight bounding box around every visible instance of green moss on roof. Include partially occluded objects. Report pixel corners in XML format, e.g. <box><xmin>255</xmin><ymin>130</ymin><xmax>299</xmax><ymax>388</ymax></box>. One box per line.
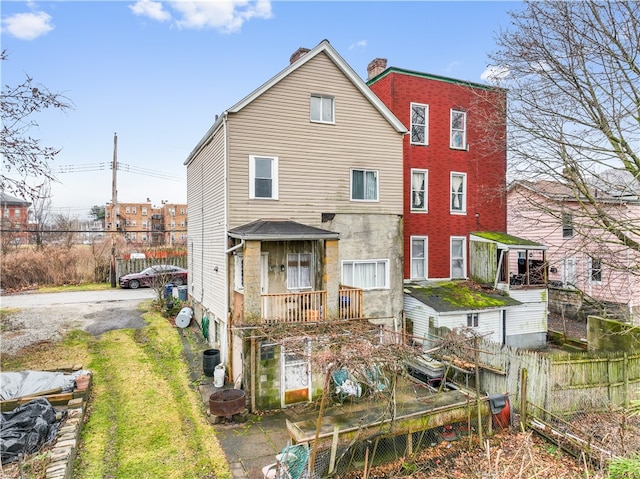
<box><xmin>473</xmin><ymin>231</ymin><xmax>542</xmax><ymax>246</ymax></box>
<box><xmin>405</xmin><ymin>281</ymin><xmax>521</xmax><ymax>312</ymax></box>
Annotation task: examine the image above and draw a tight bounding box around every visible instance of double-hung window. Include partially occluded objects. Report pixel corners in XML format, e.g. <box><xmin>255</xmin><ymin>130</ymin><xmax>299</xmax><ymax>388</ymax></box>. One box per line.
<box><xmin>451</xmin><ymin>237</ymin><xmax>466</xmax><ymax>279</ymax></box>
<box><xmin>410</xmin><ymin>103</ymin><xmax>428</xmax><ymax>145</ymax></box>
<box><xmin>588</xmin><ymin>257</ymin><xmax>602</xmax><ymax>283</ymax></box>
<box><xmin>467</xmin><ymin>313</ymin><xmax>479</xmax><ymax>327</ymax></box>
<box><xmin>351</xmin><ymin>169</ymin><xmax>378</xmax><ymax>201</ymax></box>
<box><xmin>342</xmin><ymin>259</ymin><xmax>388</xmax><ymax>290</ymax></box>
<box><xmin>450</xmin><ymin>109</ymin><xmax>467</xmax><ymax>149</ymax></box>
<box><xmin>450</xmin><ymin>172</ymin><xmax>467</xmax><ymax>214</ymax></box>
<box><xmin>249</xmin><ymin>155</ymin><xmax>279</xmax><ymax>199</ymax></box>
<box><xmin>411</xmin><ymin>169</ymin><xmax>428</xmax><ymax>211</ymax></box>
<box><xmin>287</xmin><ymin>253</ymin><xmax>312</xmax><ymax>290</ymax></box>
<box><xmin>562</xmin><ymin>213</ymin><xmax>573</xmax><ymax>238</ymax></box>
<box><xmin>411</xmin><ymin>236</ymin><xmax>428</xmax><ymax>280</ymax></box>
<box><xmin>310</xmin><ymin>94</ymin><xmax>334</xmax><ymax>123</ymax></box>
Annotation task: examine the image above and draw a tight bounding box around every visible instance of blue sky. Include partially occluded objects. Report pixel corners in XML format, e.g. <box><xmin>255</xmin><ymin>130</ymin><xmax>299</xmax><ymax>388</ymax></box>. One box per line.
<box><xmin>1</xmin><ymin>0</ymin><xmax>518</xmax><ymax>219</ymax></box>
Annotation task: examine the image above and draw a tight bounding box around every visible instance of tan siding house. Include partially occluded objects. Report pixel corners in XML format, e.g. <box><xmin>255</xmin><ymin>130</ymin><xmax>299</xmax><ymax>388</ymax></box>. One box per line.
<box><xmin>185</xmin><ymin>40</ymin><xmax>407</xmax><ymax>411</ymax></box>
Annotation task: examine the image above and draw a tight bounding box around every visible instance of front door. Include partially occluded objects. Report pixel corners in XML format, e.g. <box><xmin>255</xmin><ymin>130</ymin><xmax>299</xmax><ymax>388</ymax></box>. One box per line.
<box><xmin>282</xmin><ymin>342</ymin><xmax>310</xmax><ymax>406</ymax></box>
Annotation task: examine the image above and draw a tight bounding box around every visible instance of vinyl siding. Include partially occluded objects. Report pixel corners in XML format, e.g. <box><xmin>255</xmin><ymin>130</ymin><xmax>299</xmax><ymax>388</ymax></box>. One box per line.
<box><xmin>504</xmin><ymin>302</ymin><xmax>547</xmax><ymax>337</ymax></box>
<box><xmin>186</xmin><ymin>123</ymin><xmax>228</xmax><ymax>323</ymax></box>
<box><xmin>226</xmin><ymin>52</ymin><xmax>404</xmax><ymax>227</ymax></box>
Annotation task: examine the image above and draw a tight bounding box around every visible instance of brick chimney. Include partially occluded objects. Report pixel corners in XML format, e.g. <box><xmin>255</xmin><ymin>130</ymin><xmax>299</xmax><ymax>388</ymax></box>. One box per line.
<box><xmin>290</xmin><ymin>47</ymin><xmax>311</xmax><ymax>64</ymax></box>
<box><xmin>367</xmin><ymin>58</ymin><xmax>388</xmax><ymax>80</ymax></box>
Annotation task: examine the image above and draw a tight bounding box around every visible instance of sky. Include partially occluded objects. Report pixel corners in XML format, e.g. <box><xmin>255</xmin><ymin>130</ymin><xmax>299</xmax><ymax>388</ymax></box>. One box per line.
<box><xmin>1</xmin><ymin>0</ymin><xmax>519</xmax><ymax>220</ymax></box>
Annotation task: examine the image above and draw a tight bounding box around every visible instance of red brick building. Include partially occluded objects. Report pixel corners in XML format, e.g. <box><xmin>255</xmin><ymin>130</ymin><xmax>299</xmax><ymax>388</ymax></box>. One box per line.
<box><xmin>367</xmin><ymin>60</ymin><xmax>507</xmax><ymax>280</ymax></box>
<box><xmin>1</xmin><ymin>192</ymin><xmax>32</xmax><ymax>245</ymax></box>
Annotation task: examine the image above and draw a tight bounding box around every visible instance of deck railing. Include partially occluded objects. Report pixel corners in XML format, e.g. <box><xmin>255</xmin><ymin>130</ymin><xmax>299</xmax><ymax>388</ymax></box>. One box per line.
<box><xmin>260</xmin><ymin>286</ymin><xmax>363</xmax><ymax>324</ymax></box>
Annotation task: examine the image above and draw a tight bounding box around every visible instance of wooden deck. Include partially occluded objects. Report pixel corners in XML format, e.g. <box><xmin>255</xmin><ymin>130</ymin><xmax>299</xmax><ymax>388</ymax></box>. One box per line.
<box><xmin>286</xmin><ymin>379</ymin><xmax>489</xmax><ymax>446</ymax></box>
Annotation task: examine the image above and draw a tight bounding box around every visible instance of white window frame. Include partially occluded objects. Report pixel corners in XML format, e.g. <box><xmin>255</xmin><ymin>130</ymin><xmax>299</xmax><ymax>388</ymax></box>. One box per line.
<box><xmin>410</xmin><ymin>103</ymin><xmax>429</xmax><ymax>145</ymax></box>
<box><xmin>588</xmin><ymin>257</ymin><xmax>602</xmax><ymax>284</ymax></box>
<box><xmin>411</xmin><ymin>169</ymin><xmax>428</xmax><ymax>211</ymax></box>
<box><xmin>410</xmin><ymin>236</ymin><xmax>428</xmax><ymax>280</ymax></box>
<box><xmin>341</xmin><ymin>259</ymin><xmax>389</xmax><ymax>290</ymax></box>
<box><xmin>450</xmin><ymin>236</ymin><xmax>467</xmax><ymax>279</ymax></box>
<box><xmin>142</xmin><ymin>207</ymin><xmax>148</xmax><ymax>216</ymax></box>
<box><xmin>249</xmin><ymin>155</ymin><xmax>279</xmax><ymax>200</ymax></box>
<box><xmin>450</xmin><ymin>109</ymin><xmax>467</xmax><ymax>150</ymax></box>
<box><xmin>450</xmin><ymin>172</ymin><xmax>467</xmax><ymax>214</ymax></box>
<box><xmin>466</xmin><ymin>313</ymin><xmax>479</xmax><ymax>327</ymax></box>
<box><xmin>287</xmin><ymin>253</ymin><xmax>313</xmax><ymax>290</ymax></box>
<box><xmin>351</xmin><ymin>169</ymin><xmax>379</xmax><ymax>202</ymax></box>
<box><xmin>310</xmin><ymin>94</ymin><xmax>335</xmax><ymax>124</ymax></box>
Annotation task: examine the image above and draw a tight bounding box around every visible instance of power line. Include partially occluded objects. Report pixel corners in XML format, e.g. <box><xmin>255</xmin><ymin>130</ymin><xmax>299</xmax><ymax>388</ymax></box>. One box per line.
<box><xmin>52</xmin><ymin>162</ymin><xmax>185</xmax><ymax>182</ymax></box>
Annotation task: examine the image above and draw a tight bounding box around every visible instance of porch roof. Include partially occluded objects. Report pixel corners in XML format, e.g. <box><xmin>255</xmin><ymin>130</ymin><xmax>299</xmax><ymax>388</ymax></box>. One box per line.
<box><xmin>404</xmin><ymin>281</ymin><xmax>521</xmax><ymax>313</ymax></box>
<box><xmin>228</xmin><ymin>219</ymin><xmax>340</xmax><ymax>241</ymax></box>
<box><xmin>470</xmin><ymin>231</ymin><xmax>547</xmax><ymax>251</ymax></box>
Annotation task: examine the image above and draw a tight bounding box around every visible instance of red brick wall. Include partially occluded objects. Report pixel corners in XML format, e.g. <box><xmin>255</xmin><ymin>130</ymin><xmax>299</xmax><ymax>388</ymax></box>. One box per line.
<box><xmin>370</xmin><ymin>72</ymin><xmax>507</xmax><ymax>279</ymax></box>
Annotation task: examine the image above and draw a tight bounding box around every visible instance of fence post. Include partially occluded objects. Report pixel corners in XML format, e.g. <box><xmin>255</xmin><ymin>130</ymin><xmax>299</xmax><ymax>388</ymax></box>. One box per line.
<box><xmin>520</xmin><ymin>368</ymin><xmax>528</xmax><ymax>431</ymax></box>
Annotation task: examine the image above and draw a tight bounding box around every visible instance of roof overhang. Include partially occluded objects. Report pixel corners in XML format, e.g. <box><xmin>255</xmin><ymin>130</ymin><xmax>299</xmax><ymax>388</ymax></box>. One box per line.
<box><xmin>471</xmin><ymin>232</ymin><xmax>547</xmax><ymax>251</ymax></box>
<box><xmin>228</xmin><ymin>219</ymin><xmax>339</xmax><ymax>241</ymax></box>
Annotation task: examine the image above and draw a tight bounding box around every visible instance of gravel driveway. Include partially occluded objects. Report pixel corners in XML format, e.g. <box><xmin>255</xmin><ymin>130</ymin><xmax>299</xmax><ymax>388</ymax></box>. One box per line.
<box><xmin>1</xmin><ymin>289</ymin><xmax>157</xmax><ymax>356</ymax></box>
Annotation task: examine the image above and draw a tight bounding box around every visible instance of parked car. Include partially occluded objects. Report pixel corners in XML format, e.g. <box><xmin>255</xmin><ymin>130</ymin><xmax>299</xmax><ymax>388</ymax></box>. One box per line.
<box><xmin>119</xmin><ymin>265</ymin><xmax>187</xmax><ymax>289</ymax></box>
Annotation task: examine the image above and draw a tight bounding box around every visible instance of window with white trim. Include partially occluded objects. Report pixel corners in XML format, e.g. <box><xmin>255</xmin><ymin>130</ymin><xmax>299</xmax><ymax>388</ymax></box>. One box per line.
<box><xmin>466</xmin><ymin>313</ymin><xmax>479</xmax><ymax>327</ymax></box>
<box><xmin>411</xmin><ymin>236</ymin><xmax>428</xmax><ymax>280</ymax></box>
<box><xmin>451</xmin><ymin>237</ymin><xmax>466</xmax><ymax>279</ymax></box>
<box><xmin>14</xmin><ymin>209</ymin><xmax>20</xmax><ymax>218</ymax></box>
<box><xmin>562</xmin><ymin>213</ymin><xmax>573</xmax><ymax>238</ymax></box>
<box><xmin>450</xmin><ymin>172</ymin><xmax>467</xmax><ymax>213</ymax></box>
<box><xmin>287</xmin><ymin>253</ymin><xmax>312</xmax><ymax>290</ymax></box>
<box><xmin>351</xmin><ymin>169</ymin><xmax>378</xmax><ymax>201</ymax></box>
<box><xmin>234</xmin><ymin>254</ymin><xmax>244</xmax><ymax>291</ymax></box>
<box><xmin>410</xmin><ymin>103</ymin><xmax>428</xmax><ymax>145</ymax></box>
<box><xmin>450</xmin><ymin>109</ymin><xmax>467</xmax><ymax>149</ymax></box>
<box><xmin>588</xmin><ymin>257</ymin><xmax>602</xmax><ymax>283</ymax></box>
<box><xmin>411</xmin><ymin>169</ymin><xmax>428</xmax><ymax>211</ymax></box>
<box><xmin>342</xmin><ymin>259</ymin><xmax>388</xmax><ymax>290</ymax></box>
<box><xmin>142</xmin><ymin>207</ymin><xmax>148</xmax><ymax>216</ymax></box>
<box><xmin>249</xmin><ymin>155</ymin><xmax>279</xmax><ymax>200</ymax></box>
<box><xmin>310</xmin><ymin>94</ymin><xmax>334</xmax><ymax>123</ymax></box>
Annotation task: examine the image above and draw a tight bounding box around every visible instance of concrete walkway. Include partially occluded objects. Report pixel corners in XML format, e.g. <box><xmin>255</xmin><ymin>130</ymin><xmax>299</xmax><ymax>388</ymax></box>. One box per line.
<box><xmin>179</xmin><ymin>322</ymin><xmax>300</xmax><ymax>479</ymax></box>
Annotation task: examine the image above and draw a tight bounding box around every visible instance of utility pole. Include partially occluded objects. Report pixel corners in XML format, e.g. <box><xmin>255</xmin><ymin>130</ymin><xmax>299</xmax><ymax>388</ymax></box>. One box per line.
<box><xmin>110</xmin><ymin>133</ymin><xmax>118</xmax><ymax>288</ymax></box>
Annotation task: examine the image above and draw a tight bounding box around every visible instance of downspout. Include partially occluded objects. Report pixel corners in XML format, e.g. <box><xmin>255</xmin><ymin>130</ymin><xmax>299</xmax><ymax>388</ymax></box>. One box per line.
<box><xmin>225</xmin><ymin>239</ymin><xmax>245</xmax><ymax>254</ymax></box>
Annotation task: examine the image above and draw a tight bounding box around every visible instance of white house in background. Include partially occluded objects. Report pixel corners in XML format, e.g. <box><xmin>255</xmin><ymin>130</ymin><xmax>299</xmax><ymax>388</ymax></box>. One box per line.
<box><xmin>404</xmin><ymin>231</ymin><xmax>549</xmax><ymax>350</ymax></box>
<box><xmin>508</xmin><ymin>180</ymin><xmax>640</xmax><ymax>323</ymax></box>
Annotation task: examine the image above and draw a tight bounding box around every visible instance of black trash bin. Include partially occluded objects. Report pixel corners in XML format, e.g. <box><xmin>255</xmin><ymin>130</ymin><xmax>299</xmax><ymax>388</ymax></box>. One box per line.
<box><xmin>203</xmin><ymin>349</ymin><xmax>220</xmax><ymax>377</ymax></box>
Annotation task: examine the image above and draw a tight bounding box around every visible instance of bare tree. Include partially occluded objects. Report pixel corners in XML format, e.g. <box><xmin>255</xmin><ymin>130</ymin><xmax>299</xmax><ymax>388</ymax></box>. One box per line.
<box><xmin>51</xmin><ymin>212</ymin><xmax>77</xmax><ymax>249</ymax></box>
<box><xmin>29</xmin><ymin>181</ymin><xmax>52</xmax><ymax>250</ymax></box>
<box><xmin>1</xmin><ymin>50</ymin><xmax>72</xmax><ymax>201</ymax></box>
<box><xmin>486</xmin><ymin>1</ymin><xmax>640</xmax><ymax>272</ymax></box>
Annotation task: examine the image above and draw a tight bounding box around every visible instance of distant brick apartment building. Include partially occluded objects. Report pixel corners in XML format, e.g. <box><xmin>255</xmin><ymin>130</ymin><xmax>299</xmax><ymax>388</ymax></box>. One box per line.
<box><xmin>106</xmin><ymin>201</ymin><xmax>187</xmax><ymax>246</ymax></box>
<box><xmin>1</xmin><ymin>192</ymin><xmax>32</xmax><ymax>245</ymax></box>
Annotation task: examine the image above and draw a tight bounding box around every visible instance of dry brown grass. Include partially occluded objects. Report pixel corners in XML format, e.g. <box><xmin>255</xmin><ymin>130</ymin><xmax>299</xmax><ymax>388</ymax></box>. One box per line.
<box><xmin>0</xmin><ymin>242</ymin><xmax>111</xmax><ymax>292</ymax></box>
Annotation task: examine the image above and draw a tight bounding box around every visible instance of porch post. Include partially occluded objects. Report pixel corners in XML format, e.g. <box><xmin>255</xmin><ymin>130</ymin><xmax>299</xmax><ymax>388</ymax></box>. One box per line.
<box><xmin>324</xmin><ymin>239</ymin><xmax>339</xmax><ymax>319</ymax></box>
<box><xmin>243</xmin><ymin>240</ymin><xmax>262</xmax><ymax>324</ymax></box>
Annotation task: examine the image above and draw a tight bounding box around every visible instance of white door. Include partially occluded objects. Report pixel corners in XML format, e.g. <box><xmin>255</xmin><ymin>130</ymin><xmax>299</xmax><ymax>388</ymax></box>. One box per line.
<box><xmin>281</xmin><ymin>342</ymin><xmax>311</xmax><ymax>406</ymax></box>
<box><xmin>563</xmin><ymin>257</ymin><xmax>577</xmax><ymax>288</ymax></box>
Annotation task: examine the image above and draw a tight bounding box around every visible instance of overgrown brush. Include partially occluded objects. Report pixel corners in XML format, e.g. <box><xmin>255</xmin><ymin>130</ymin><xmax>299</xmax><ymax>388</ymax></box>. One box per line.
<box><xmin>0</xmin><ymin>241</ymin><xmax>110</xmax><ymax>291</ymax></box>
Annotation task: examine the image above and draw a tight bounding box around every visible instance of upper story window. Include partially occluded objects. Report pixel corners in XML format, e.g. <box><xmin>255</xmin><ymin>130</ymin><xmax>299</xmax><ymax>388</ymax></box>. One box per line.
<box><xmin>169</xmin><ymin>208</ymin><xmax>176</xmax><ymax>216</ymax></box>
<box><xmin>142</xmin><ymin>221</ymin><xmax>148</xmax><ymax>228</ymax></box>
<box><xmin>411</xmin><ymin>169</ymin><xmax>428</xmax><ymax>211</ymax></box>
<box><xmin>180</xmin><ymin>208</ymin><xmax>186</xmax><ymax>215</ymax></box>
<box><xmin>142</xmin><ymin>207</ymin><xmax>148</xmax><ymax>216</ymax></box>
<box><xmin>14</xmin><ymin>209</ymin><xmax>20</xmax><ymax>218</ymax></box>
<box><xmin>287</xmin><ymin>253</ymin><xmax>312</xmax><ymax>290</ymax></box>
<box><xmin>342</xmin><ymin>259</ymin><xmax>389</xmax><ymax>290</ymax></box>
<box><xmin>562</xmin><ymin>213</ymin><xmax>573</xmax><ymax>238</ymax></box>
<box><xmin>589</xmin><ymin>257</ymin><xmax>602</xmax><ymax>283</ymax></box>
<box><xmin>249</xmin><ymin>155</ymin><xmax>279</xmax><ymax>200</ymax></box>
<box><xmin>3</xmin><ymin>209</ymin><xmax>9</xmax><ymax>218</ymax></box>
<box><xmin>450</xmin><ymin>109</ymin><xmax>467</xmax><ymax>149</ymax></box>
<box><xmin>310</xmin><ymin>94</ymin><xmax>334</xmax><ymax>123</ymax></box>
<box><xmin>451</xmin><ymin>236</ymin><xmax>466</xmax><ymax>279</ymax></box>
<box><xmin>125</xmin><ymin>206</ymin><xmax>131</xmax><ymax>214</ymax></box>
<box><xmin>450</xmin><ymin>172</ymin><xmax>467</xmax><ymax>214</ymax></box>
<box><xmin>132</xmin><ymin>220</ymin><xmax>137</xmax><ymax>226</ymax></box>
<box><xmin>351</xmin><ymin>169</ymin><xmax>378</xmax><ymax>201</ymax></box>
<box><xmin>132</xmin><ymin>206</ymin><xmax>137</xmax><ymax>214</ymax></box>
<box><xmin>410</xmin><ymin>103</ymin><xmax>428</xmax><ymax>145</ymax></box>
<box><xmin>411</xmin><ymin>236</ymin><xmax>428</xmax><ymax>280</ymax></box>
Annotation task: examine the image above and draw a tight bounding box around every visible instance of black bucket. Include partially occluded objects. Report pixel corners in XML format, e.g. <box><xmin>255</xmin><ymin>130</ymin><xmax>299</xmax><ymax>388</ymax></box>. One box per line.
<box><xmin>203</xmin><ymin>349</ymin><xmax>220</xmax><ymax>377</ymax></box>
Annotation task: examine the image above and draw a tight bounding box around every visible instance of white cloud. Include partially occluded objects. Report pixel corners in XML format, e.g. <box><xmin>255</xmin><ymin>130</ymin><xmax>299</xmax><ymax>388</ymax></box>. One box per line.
<box><xmin>481</xmin><ymin>65</ymin><xmax>510</xmax><ymax>83</ymax></box>
<box><xmin>129</xmin><ymin>0</ymin><xmax>171</xmax><ymax>22</ymax></box>
<box><xmin>349</xmin><ymin>40</ymin><xmax>367</xmax><ymax>50</ymax></box>
<box><xmin>168</xmin><ymin>0</ymin><xmax>272</xmax><ymax>33</ymax></box>
<box><xmin>2</xmin><ymin>11</ymin><xmax>54</xmax><ymax>40</ymax></box>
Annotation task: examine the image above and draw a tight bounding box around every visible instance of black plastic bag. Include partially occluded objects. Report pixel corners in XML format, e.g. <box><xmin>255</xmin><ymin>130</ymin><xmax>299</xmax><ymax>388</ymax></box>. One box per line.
<box><xmin>0</xmin><ymin>397</ymin><xmax>64</xmax><ymax>465</ymax></box>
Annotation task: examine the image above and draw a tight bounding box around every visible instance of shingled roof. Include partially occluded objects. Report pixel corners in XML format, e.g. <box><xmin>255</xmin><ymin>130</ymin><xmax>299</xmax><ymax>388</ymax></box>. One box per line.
<box><xmin>404</xmin><ymin>281</ymin><xmax>521</xmax><ymax>313</ymax></box>
<box><xmin>228</xmin><ymin>219</ymin><xmax>339</xmax><ymax>241</ymax></box>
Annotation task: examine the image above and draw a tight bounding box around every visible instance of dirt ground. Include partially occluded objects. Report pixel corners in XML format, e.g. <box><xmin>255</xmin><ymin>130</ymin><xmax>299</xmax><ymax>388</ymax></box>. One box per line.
<box><xmin>547</xmin><ymin>314</ymin><xmax>588</xmax><ymax>340</ymax></box>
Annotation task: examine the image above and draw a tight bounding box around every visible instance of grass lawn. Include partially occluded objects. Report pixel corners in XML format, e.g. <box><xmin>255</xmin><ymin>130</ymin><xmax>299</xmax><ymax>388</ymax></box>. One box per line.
<box><xmin>1</xmin><ymin>306</ymin><xmax>231</xmax><ymax>479</ymax></box>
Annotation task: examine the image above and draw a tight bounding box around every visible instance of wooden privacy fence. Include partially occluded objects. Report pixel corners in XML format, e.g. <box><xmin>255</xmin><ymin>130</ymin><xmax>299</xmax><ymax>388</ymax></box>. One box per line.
<box><xmin>453</xmin><ymin>338</ymin><xmax>640</xmax><ymax>417</ymax></box>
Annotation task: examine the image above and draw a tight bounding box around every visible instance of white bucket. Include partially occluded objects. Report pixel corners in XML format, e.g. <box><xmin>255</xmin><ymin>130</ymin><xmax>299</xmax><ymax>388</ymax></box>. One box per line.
<box><xmin>214</xmin><ymin>364</ymin><xmax>225</xmax><ymax>388</ymax></box>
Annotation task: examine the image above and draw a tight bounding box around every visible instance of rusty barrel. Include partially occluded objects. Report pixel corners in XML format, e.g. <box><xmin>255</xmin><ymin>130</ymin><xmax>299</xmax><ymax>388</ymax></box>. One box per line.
<box><xmin>209</xmin><ymin>389</ymin><xmax>246</xmax><ymax>417</ymax></box>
